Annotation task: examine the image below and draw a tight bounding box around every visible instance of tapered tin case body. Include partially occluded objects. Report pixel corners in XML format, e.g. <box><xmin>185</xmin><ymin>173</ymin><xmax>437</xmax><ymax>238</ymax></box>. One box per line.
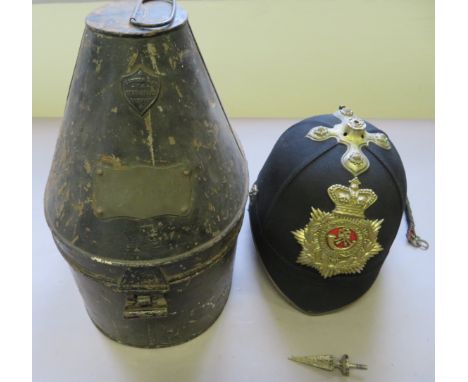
<box><xmin>44</xmin><ymin>1</ymin><xmax>248</xmax><ymax>347</ymax></box>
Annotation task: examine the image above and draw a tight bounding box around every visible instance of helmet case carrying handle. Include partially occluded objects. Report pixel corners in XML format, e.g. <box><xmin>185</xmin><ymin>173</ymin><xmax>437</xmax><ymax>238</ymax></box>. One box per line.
<box><xmin>130</xmin><ymin>0</ymin><xmax>177</xmax><ymax>28</ymax></box>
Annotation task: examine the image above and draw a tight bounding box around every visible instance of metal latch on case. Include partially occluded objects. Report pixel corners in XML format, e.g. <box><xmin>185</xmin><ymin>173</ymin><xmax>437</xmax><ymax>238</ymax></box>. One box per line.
<box><xmin>119</xmin><ymin>267</ymin><xmax>170</xmax><ymax>319</ymax></box>
<box><xmin>124</xmin><ymin>294</ymin><xmax>168</xmax><ymax>319</ymax></box>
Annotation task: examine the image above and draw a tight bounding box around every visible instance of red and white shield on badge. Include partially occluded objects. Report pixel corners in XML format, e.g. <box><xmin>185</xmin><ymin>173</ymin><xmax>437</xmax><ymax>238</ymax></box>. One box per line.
<box><xmin>327</xmin><ymin>227</ymin><xmax>358</xmax><ymax>250</ymax></box>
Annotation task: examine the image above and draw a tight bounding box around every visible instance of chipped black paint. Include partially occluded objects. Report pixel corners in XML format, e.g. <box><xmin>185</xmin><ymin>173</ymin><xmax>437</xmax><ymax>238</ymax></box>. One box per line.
<box><xmin>44</xmin><ymin>2</ymin><xmax>248</xmax><ymax>348</ymax></box>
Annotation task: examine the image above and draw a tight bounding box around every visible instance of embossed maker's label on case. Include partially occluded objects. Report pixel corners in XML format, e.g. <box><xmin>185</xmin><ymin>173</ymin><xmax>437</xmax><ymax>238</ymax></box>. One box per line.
<box><xmin>121</xmin><ymin>69</ymin><xmax>161</xmax><ymax>116</ymax></box>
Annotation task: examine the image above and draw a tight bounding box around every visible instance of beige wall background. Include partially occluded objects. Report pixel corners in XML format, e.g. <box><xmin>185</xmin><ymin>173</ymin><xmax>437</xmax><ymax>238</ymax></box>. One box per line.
<box><xmin>32</xmin><ymin>0</ymin><xmax>434</xmax><ymax>119</ymax></box>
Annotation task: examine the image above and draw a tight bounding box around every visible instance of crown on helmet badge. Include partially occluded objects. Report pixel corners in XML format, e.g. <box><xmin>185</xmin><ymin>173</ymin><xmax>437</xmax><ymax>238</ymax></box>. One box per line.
<box><xmin>292</xmin><ymin>178</ymin><xmax>383</xmax><ymax>278</ymax></box>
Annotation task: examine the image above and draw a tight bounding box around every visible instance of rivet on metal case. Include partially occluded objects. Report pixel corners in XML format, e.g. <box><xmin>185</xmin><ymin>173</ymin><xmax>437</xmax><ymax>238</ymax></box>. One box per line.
<box><xmin>289</xmin><ymin>354</ymin><xmax>367</xmax><ymax>376</ymax></box>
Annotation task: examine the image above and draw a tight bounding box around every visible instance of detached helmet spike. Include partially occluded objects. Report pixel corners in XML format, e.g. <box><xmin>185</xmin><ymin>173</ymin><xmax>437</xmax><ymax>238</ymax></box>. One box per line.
<box><xmin>249</xmin><ymin>106</ymin><xmax>407</xmax><ymax>313</ymax></box>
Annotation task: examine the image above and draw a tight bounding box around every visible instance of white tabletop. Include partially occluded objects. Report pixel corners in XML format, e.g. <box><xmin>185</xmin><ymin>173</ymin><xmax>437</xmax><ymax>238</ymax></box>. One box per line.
<box><xmin>33</xmin><ymin>118</ymin><xmax>434</xmax><ymax>382</ymax></box>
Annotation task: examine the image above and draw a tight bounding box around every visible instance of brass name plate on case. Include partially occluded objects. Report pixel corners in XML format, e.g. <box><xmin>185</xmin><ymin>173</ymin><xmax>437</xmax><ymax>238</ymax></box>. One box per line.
<box><xmin>92</xmin><ymin>163</ymin><xmax>192</xmax><ymax>219</ymax></box>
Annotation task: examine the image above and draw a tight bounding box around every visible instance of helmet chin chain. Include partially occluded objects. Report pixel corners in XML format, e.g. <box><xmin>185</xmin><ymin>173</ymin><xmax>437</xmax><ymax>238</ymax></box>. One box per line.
<box><xmin>405</xmin><ymin>197</ymin><xmax>429</xmax><ymax>250</ymax></box>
